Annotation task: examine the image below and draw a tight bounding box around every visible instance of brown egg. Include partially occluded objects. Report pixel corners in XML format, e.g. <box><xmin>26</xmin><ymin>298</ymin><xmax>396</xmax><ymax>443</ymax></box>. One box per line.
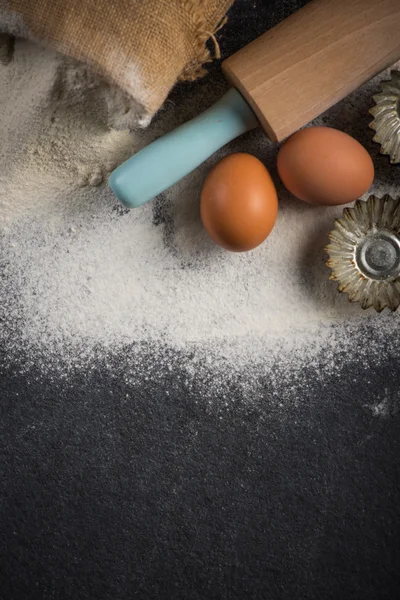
<box><xmin>200</xmin><ymin>153</ymin><xmax>278</xmax><ymax>252</ymax></box>
<box><xmin>277</xmin><ymin>127</ymin><xmax>375</xmax><ymax>206</ymax></box>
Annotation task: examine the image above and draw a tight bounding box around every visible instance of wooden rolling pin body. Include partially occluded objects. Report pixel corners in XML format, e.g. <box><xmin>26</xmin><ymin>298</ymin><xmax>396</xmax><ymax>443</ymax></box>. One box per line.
<box><xmin>223</xmin><ymin>0</ymin><xmax>400</xmax><ymax>142</ymax></box>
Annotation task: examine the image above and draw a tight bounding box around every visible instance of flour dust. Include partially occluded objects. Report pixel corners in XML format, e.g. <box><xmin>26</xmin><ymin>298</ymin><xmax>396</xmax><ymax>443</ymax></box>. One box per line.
<box><xmin>1</xmin><ymin>41</ymin><xmax>399</xmax><ymax>398</ymax></box>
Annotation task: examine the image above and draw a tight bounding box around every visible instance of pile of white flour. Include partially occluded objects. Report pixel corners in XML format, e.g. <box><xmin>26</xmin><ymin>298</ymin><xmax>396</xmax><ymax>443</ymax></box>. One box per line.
<box><xmin>1</xmin><ymin>40</ymin><xmax>399</xmax><ymax>392</ymax></box>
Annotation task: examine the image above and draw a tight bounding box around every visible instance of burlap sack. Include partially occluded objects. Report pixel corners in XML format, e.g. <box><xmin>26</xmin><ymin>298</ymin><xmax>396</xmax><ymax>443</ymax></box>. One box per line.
<box><xmin>0</xmin><ymin>0</ymin><xmax>233</xmax><ymax>124</ymax></box>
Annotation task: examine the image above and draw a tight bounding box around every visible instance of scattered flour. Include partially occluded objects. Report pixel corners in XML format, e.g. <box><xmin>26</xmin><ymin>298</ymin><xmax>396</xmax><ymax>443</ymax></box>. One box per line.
<box><xmin>1</xmin><ymin>40</ymin><xmax>400</xmax><ymax>392</ymax></box>
<box><xmin>0</xmin><ymin>41</ymin><xmax>142</xmax><ymax>223</ymax></box>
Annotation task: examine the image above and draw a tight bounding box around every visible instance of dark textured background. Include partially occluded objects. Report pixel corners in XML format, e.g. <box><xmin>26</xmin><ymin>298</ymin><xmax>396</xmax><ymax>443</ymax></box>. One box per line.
<box><xmin>1</xmin><ymin>1</ymin><xmax>399</xmax><ymax>599</ymax></box>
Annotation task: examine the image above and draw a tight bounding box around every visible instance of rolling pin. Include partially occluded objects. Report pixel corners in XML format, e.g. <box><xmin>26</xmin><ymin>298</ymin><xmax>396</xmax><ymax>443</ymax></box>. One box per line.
<box><xmin>109</xmin><ymin>0</ymin><xmax>400</xmax><ymax>209</ymax></box>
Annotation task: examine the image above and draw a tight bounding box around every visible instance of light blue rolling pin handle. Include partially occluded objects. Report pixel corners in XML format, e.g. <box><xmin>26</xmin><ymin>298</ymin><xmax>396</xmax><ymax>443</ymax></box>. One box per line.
<box><xmin>108</xmin><ymin>88</ymin><xmax>259</xmax><ymax>209</ymax></box>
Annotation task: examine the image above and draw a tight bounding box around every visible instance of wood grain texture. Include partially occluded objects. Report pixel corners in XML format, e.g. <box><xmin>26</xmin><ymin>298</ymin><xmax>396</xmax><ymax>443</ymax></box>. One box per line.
<box><xmin>222</xmin><ymin>0</ymin><xmax>400</xmax><ymax>142</ymax></box>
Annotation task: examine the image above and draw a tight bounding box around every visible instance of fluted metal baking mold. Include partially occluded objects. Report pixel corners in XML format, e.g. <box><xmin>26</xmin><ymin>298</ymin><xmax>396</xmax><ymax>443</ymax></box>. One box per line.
<box><xmin>326</xmin><ymin>195</ymin><xmax>400</xmax><ymax>312</ymax></box>
<box><xmin>369</xmin><ymin>70</ymin><xmax>400</xmax><ymax>164</ymax></box>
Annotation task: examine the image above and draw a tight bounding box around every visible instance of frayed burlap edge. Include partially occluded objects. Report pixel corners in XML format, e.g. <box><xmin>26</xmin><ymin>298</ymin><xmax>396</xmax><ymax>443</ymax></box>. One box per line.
<box><xmin>179</xmin><ymin>0</ymin><xmax>229</xmax><ymax>81</ymax></box>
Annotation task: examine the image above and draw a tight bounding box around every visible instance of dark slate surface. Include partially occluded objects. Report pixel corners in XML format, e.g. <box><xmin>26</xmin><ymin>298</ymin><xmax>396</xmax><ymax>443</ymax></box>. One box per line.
<box><xmin>1</xmin><ymin>1</ymin><xmax>399</xmax><ymax>599</ymax></box>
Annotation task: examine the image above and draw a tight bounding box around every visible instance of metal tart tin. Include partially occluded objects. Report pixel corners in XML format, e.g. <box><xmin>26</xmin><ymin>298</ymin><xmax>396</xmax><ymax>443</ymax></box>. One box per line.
<box><xmin>369</xmin><ymin>70</ymin><xmax>400</xmax><ymax>164</ymax></box>
<box><xmin>326</xmin><ymin>195</ymin><xmax>400</xmax><ymax>312</ymax></box>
